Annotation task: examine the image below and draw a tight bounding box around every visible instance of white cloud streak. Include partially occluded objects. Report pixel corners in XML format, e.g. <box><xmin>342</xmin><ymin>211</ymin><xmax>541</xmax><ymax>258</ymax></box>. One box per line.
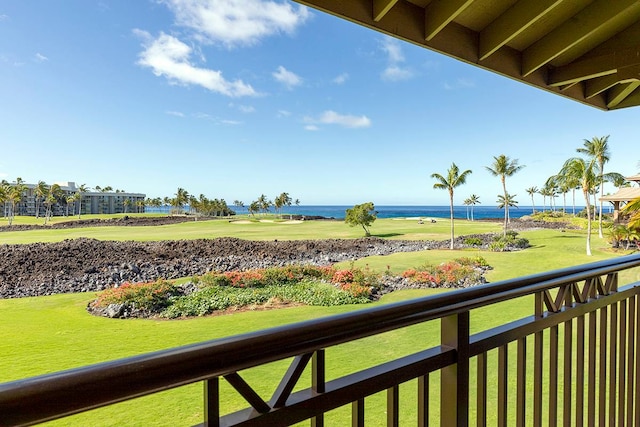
<box><xmin>332</xmin><ymin>72</ymin><xmax>349</xmax><ymax>84</ymax></box>
<box><xmin>306</xmin><ymin>110</ymin><xmax>371</xmax><ymax>129</ymax></box>
<box><xmin>135</xmin><ymin>30</ymin><xmax>257</xmax><ymax>97</ymax></box>
<box><xmin>166</xmin><ymin>110</ymin><xmax>185</xmax><ymax>117</ymax></box>
<box><xmin>380</xmin><ymin>37</ymin><xmax>413</xmax><ymax>82</ymax></box>
<box><xmin>273</xmin><ymin>65</ymin><xmax>302</xmax><ymax>89</ymax></box>
<box><xmin>34</xmin><ymin>52</ymin><xmax>48</xmax><ymax>62</ymax></box>
<box><xmin>160</xmin><ymin>0</ymin><xmax>310</xmax><ymax>47</ymax></box>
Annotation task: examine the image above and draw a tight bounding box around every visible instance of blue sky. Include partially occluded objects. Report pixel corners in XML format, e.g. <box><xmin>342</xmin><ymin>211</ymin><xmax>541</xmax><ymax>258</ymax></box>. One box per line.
<box><xmin>1</xmin><ymin>1</ymin><xmax>638</xmax><ymax>206</ymax></box>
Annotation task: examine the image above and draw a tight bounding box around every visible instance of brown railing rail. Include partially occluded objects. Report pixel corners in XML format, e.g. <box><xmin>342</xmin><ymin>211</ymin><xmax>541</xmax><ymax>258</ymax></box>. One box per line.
<box><xmin>1</xmin><ymin>254</ymin><xmax>640</xmax><ymax>426</ymax></box>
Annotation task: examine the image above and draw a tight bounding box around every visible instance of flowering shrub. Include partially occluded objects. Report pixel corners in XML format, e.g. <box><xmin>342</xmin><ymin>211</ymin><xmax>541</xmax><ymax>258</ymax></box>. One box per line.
<box><xmin>196</xmin><ymin>265</ymin><xmax>336</xmax><ymax>289</ymax></box>
<box><xmin>330</xmin><ymin>264</ymin><xmax>380</xmax><ymax>297</ymax></box>
<box><xmin>401</xmin><ymin>257</ymin><xmax>488</xmax><ymax>287</ymax></box>
<box><xmin>91</xmin><ymin>279</ymin><xmax>180</xmax><ymax>311</ymax></box>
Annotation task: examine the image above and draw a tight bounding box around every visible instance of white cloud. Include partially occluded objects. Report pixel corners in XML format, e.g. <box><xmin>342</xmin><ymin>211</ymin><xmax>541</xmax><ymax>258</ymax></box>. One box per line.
<box><xmin>161</xmin><ymin>0</ymin><xmax>310</xmax><ymax>47</ymax></box>
<box><xmin>277</xmin><ymin>109</ymin><xmax>291</xmax><ymax>118</ymax></box>
<box><xmin>273</xmin><ymin>65</ymin><xmax>302</xmax><ymax>89</ymax></box>
<box><xmin>332</xmin><ymin>72</ymin><xmax>349</xmax><ymax>84</ymax></box>
<box><xmin>379</xmin><ymin>36</ymin><xmax>413</xmax><ymax>82</ymax></box>
<box><xmin>443</xmin><ymin>78</ymin><xmax>475</xmax><ymax>90</ymax></box>
<box><xmin>238</xmin><ymin>104</ymin><xmax>256</xmax><ymax>113</ymax></box>
<box><xmin>306</xmin><ymin>110</ymin><xmax>371</xmax><ymax>129</ymax></box>
<box><xmin>166</xmin><ymin>110</ymin><xmax>185</xmax><ymax>117</ymax></box>
<box><xmin>381</xmin><ymin>37</ymin><xmax>404</xmax><ymax>63</ymax></box>
<box><xmin>221</xmin><ymin>119</ymin><xmax>242</xmax><ymax>125</ymax></box>
<box><xmin>34</xmin><ymin>53</ymin><xmax>48</xmax><ymax>62</ymax></box>
<box><xmin>305</xmin><ymin>125</ymin><xmax>319</xmax><ymax>131</ymax></box>
<box><xmin>382</xmin><ymin>65</ymin><xmax>412</xmax><ymax>82</ymax></box>
<box><xmin>135</xmin><ymin>30</ymin><xmax>258</xmax><ymax>97</ymax></box>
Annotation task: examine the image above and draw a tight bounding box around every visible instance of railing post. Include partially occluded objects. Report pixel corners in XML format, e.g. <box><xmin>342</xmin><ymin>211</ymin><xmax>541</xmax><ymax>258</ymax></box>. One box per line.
<box><xmin>203</xmin><ymin>377</ymin><xmax>220</xmax><ymax>427</ymax></box>
<box><xmin>440</xmin><ymin>311</ymin><xmax>470</xmax><ymax>427</ymax></box>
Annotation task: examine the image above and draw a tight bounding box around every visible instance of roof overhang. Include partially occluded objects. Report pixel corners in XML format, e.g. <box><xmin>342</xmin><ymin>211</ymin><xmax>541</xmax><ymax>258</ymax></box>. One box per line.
<box><xmin>294</xmin><ymin>0</ymin><xmax>640</xmax><ymax>110</ymax></box>
<box><xmin>600</xmin><ymin>187</ymin><xmax>640</xmax><ymax>202</ymax></box>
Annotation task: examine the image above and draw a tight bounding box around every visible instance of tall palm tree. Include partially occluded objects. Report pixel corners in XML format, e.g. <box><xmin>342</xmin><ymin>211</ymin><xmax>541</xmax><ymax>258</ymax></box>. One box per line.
<box><xmin>486</xmin><ymin>155</ymin><xmax>524</xmax><ymax>235</ymax></box>
<box><xmin>560</xmin><ymin>157</ymin><xmax>598</xmax><ymax>255</ymax></box>
<box><xmin>75</xmin><ymin>184</ymin><xmax>88</xmax><ymax>219</ymax></box>
<box><xmin>431</xmin><ymin>163</ymin><xmax>472</xmax><ymax>250</ymax></box>
<box><xmin>622</xmin><ymin>196</ymin><xmax>640</xmax><ymax>231</ymax></box>
<box><xmin>257</xmin><ymin>194</ymin><xmax>271</xmax><ymax>215</ymax></box>
<box><xmin>463</xmin><ymin>198</ymin><xmax>471</xmax><ymax>220</ymax></box>
<box><xmin>525</xmin><ymin>186</ymin><xmax>538</xmax><ymax>214</ymax></box>
<box><xmin>497</xmin><ymin>193</ymin><xmax>518</xmax><ymax>232</ymax></box>
<box><xmin>468</xmin><ymin>194</ymin><xmax>480</xmax><ymax>221</ymax></box>
<box><xmin>577</xmin><ymin>136</ymin><xmax>610</xmax><ymax>238</ymax></box>
<box><xmin>5</xmin><ymin>183</ymin><xmax>25</xmax><ymax>225</ymax></box>
<box><xmin>34</xmin><ymin>180</ymin><xmax>48</xmax><ymax>218</ymax></box>
<box><xmin>43</xmin><ymin>183</ymin><xmax>62</xmax><ymax>224</ymax></box>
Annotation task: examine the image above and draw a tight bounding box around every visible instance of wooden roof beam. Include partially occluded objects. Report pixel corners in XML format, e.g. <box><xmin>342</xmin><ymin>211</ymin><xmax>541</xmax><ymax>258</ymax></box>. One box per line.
<box><xmin>585</xmin><ymin>74</ymin><xmax>624</xmax><ymax>99</ymax></box>
<box><xmin>373</xmin><ymin>0</ymin><xmax>399</xmax><ymax>22</ymax></box>
<box><xmin>549</xmin><ymin>45</ymin><xmax>640</xmax><ymax>86</ymax></box>
<box><xmin>522</xmin><ymin>0</ymin><xmax>640</xmax><ymax>77</ymax></box>
<box><xmin>479</xmin><ymin>0</ymin><xmax>563</xmax><ymax>61</ymax></box>
<box><xmin>607</xmin><ymin>81</ymin><xmax>640</xmax><ymax>108</ymax></box>
<box><xmin>425</xmin><ymin>0</ymin><xmax>475</xmax><ymax>41</ymax></box>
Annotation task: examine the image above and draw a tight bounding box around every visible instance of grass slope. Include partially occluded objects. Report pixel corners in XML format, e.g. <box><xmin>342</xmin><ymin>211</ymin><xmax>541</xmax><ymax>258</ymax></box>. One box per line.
<box><xmin>1</xmin><ymin>216</ymin><xmax>638</xmax><ymax>425</ymax></box>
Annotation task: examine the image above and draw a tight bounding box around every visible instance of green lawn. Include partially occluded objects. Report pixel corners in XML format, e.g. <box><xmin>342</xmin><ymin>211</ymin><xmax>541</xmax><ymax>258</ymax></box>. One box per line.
<box><xmin>1</xmin><ymin>216</ymin><xmax>638</xmax><ymax>426</ymax></box>
<box><xmin>0</xmin><ymin>214</ymin><xmax>502</xmax><ymax>243</ymax></box>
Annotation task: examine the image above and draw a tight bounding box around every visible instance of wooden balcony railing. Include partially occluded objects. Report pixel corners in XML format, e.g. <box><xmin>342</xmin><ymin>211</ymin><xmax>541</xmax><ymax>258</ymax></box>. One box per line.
<box><xmin>1</xmin><ymin>254</ymin><xmax>639</xmax><ymax>426</ymax></box>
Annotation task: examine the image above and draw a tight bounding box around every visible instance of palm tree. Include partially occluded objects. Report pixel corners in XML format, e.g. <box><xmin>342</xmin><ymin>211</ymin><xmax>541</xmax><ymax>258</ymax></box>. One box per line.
<box><xmin>525</xmin><ymin>186</ymin><xmax>538</xmax><ymax>214</ymax></box>
<box><xmin>4</xmin><ymin>183</ymin><xmax>25</xmax><ymax>225</ymax></box>
<box><xmin>75</xmin><ymin>184</ymin><xmax>88</xmax><ymax>219</ymax></box>
<box><xmin>431</xmin><ymin>163</ymin><xmax>472</xmax><ymax>250</ymax></box>
<box><xmin>257</xmin><ymin>194</ymin><xmax>271</xmax><ymax>215</ymax></box>
<box><xmin>0</xmin><ymin>182</ymin><xmax>7</xmax><ymax>219</ymax></box>
<box><xmin>463</xmin><ymin>198</ymin><xmax>471</xmax><ymax>220</ymax></box>
<box><xmin>248</xmin><ymin>201</ymin><xmax>260</xmax><ymax>216</ymax></box>
<box><xmin>43</xmin><ymin>183</ymin><xmax>62</xmax><ymax>224</ymax></box>
<box><xmin>34</xmin><ymin>180</ymin><xmax>48</xmax><ymax>218</ymax></box>
<box><xmin>622</xmin><ymin>196</ymin><xmax>640</xmax><ymax>231</ymax></box>
<box><xmin>497</xmin><ymin>193</ymin><xmax>518</xmax><ymax>232</ymax></box>
<box><xmin>468</xmin><ymin>194</ymin><xmax>480</xmax><ymax>221</ymax></box>
<box><xmin>486</xmin><ymin>155</ymin><xmax>524</xmax><ymax>235</ymax></box>
<box><xmin>577</xmin><ymin>136</ymin><xmax>610</xmax><ymax>238</ymax></box>
<box><xmin>174</xmin><ymin>188</ymin><xmax>189</xmax><ymax>214</ymax></box>
<box><xmin>560</xmin><ymin>157</ymin><xmax>598</xmax><ymax>255</ymax></box>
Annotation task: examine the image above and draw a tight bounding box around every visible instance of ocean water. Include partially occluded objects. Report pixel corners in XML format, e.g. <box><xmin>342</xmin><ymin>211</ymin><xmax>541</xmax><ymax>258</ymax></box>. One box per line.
<box><xmin>248</xmin><ymin>205</ymin><xmax>535</xmax><ymax>220</ymax></box>
<box><xmin>148</xmin><ymin>205</ymin><xmax>571</xmax><ymax>220</ymax></box>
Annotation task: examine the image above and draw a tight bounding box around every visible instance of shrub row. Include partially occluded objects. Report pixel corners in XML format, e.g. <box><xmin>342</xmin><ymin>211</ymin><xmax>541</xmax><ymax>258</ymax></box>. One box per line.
<box><xmin>89</xmin><ymin>259</ymin><xmax>491</xmax><ymax>319</ymax></box>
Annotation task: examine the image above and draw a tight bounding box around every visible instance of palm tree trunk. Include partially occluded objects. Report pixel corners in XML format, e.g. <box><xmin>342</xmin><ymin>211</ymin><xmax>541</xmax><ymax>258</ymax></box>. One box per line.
<box><xmin>449</xmin><ymin>191</ymin><xmax>454</xmax><ymax>250</ymax></box>
<box><xmin>598</xmin><ymin>175</ymin><xmax>604</xmax><ymax>238</ymax></box>
<box><xmin>584</xmin><ymin>190</ymin><xmax>592</xmax><ymax>256</ymax></box>
<box><xmin>502</xmin><ymin>178</ymin><xmax>508</xmax><ymax>236</ymax></box>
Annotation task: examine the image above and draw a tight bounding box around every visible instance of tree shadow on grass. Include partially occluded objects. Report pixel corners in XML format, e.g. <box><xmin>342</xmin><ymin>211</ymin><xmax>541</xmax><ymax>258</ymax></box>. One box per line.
<box><xmin>371</xmin><ymin>233</ymin><xmax>404</xmax><ymax>238</ymax></box>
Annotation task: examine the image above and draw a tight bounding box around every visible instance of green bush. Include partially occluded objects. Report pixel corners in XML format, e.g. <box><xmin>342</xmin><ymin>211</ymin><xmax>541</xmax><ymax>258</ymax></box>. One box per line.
<box><xmin>161</xmin><ymin>281</ymin><xmax>370</xmax><ymax>318</ymax></box>
<box><xmin>490</xmin><ymin>231</ymin><xmax>529</xmax><ymax>251</ymax></box>
<box><xmin>463</xmin><ymin>237</ymin><xmax>483</xmax><ymax>246</ymax></box>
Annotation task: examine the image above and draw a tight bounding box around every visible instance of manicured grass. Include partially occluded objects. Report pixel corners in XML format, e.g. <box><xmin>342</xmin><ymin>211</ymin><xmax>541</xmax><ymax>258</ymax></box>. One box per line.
<box><xmin>0</xmin><ymin>215</ymin><xmax>503</xmax><ymax>244</ymax></box>
<box><xmin>1</xmin><ymin>218</ymin><xmax>638</xmax><ymax>425</ymax></box>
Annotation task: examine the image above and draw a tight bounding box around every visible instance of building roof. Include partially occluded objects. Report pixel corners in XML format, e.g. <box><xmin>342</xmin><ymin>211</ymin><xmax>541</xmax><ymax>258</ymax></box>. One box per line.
<box><xmin>295</xmin><ymin>0</ymin><xmax>640</xmax><ymax>110</ymax></box>
<box><xmin>626</xmin><ymin>174</ymin><xmax>640</xmax><ymax>182</ymax></box>
<box><xmin>600</xmin><ymin>187</ymin><xmax>640</xmax><ymax>202</ymax></box>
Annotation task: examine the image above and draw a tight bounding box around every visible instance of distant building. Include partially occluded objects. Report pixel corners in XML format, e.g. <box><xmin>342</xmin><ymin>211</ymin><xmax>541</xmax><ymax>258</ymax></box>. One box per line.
<box><xmin>600</xmin><ymin>174</ymin><xmax>640</xmax><ymax>222</ymax></box>
<box><xmin>11</xmin><ymin>181</ymin><xmax>146</xmax><ymax>217</ymax></box>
